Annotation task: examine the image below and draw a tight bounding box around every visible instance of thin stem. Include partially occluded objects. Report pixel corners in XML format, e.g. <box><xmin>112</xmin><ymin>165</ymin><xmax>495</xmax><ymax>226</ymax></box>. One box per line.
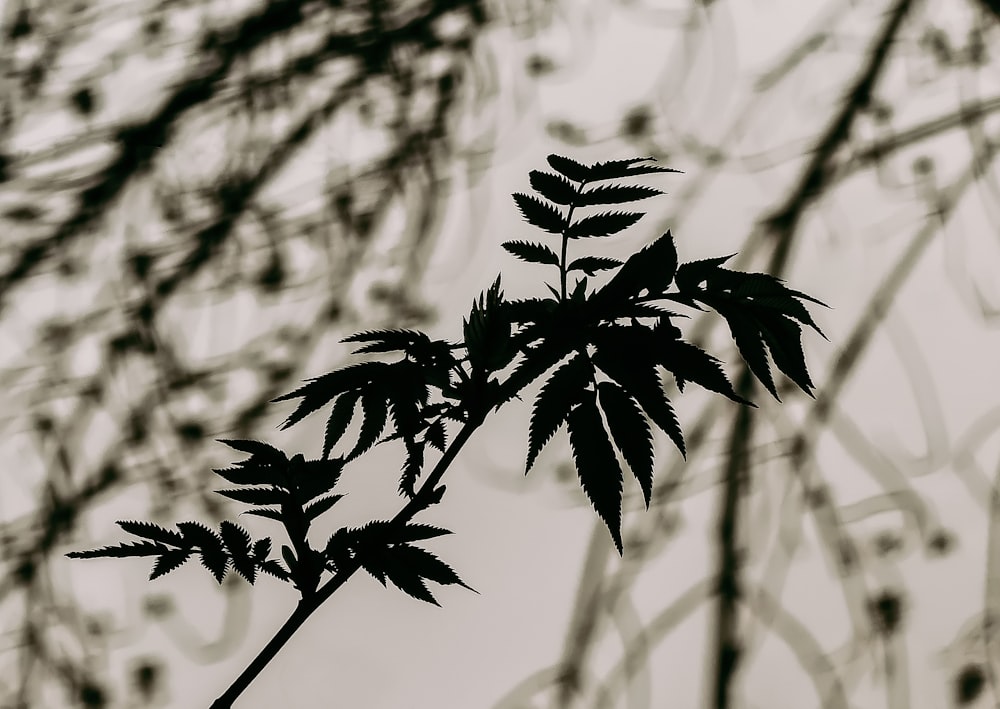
<box><xmin>210</xmin><ymin>411</ymin><xmax>488</xmax><ymax>708</ymax></box>
<box><xmin>710</xmin><ymin>366</ymin><xmax>755</xmax><ymax>709</ymax></box>
<box><xmin>559</xmin><ymin>184</ymin><xmax>585</xmax><ymax>300</ymax></box>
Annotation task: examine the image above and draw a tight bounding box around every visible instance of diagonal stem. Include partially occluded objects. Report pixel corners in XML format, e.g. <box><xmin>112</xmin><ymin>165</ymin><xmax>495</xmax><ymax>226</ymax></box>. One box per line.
<box><xmin>210</xmin><ymin>411</ymin><xmax>487</xmax><ymax>708</ymax></box>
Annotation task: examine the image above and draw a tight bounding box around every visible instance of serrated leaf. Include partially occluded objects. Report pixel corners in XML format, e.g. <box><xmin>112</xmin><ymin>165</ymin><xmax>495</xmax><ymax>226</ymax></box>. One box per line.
<box><xmin>66</xmin><ymin>541</ymin><xmax>168</xmax><ymax>559</ymax></box>
<box><xmin>219</xmin><ymin>521</ymin><xmax>255</xmax><ymax>584</ymax></box>
<box><xmin>674</xmin><ymin>254</ymin><xmax>737</xmax><ymax>293</ymax></box>
<box><xmin>271</xmin><ymin>361</ymin><xmax>390</xmax><ymax>430</ymax></box>
<box><xmin>252</xmin><ymin>538</ymin><xmax>272</xmax><ymax>561</ymax></box>
<box><xmin>149</xmin><ymin>549</ymin><xmax>191</xmax><ymax>580</ymax></box>
<box><xmin>424</xmin><ymin>419</ymin><xmax>446</xmax><ymax>452</ymax></box>
<box><xmin>211</xmin><ymin>465</ymin><xmax>280</xmax><ymax>487</ymax></box>
<box><xmin>382</xmin><ymin>560</ymin><xmax>440</xmax><ymax>605</ymax></box>
<box><xmin>390</xmin><ymin>544</ymin><xmax>476</xmax><ymax>592</ymax></box>
<box><xmin>215</xmin><ymin>486</ymin><xmax>288</xmax><ymax>506</ymax></box>
<box><xmin>594</xmin><ymin>229</ymin><xmax>678</xmax><ymax>307</ymax></box>
<box><xmin>323</xmin><ymin>389</ymin><xmax>362</xmax><ymax>460</ymax></box>
<box><xmin>566</xmin><ymin>256</ymin><xmax>623</xmax><ymax>277</ymax></box>
<box><xmin>117</xmin><ymin>520</ymin><xmax>186</xmax><ymax>547</ymax></box>
<box><xmin>260</xmin><ymin>559</ymin><xmax>291</xmax><ymax>581</ymax></box>
<box><xmin>217</xmin><ymin>439</ymin><xmax>287</xmax><ymax>466</ymax></box>
<box><xmin>575</xmin><ymin>183</ymin><xmax>664</xmax><ymax>207</ymax></box>
<box><xmin>341</xmin><ymin>328</ymin><xmax>432</xmax><ymax>355</ymax></box>
<box><xmin>290</xmin><ymin>457</ymin><xmax>345</xmax><ymax>503</ymax></box>
<box><xmin>529</xmin><ymin>170</ymin><xmax>578</xmax><ymax>204</ymax></box>
<box><xmin>746</xmin><ymin>293</ymin><xmax>828</xmax><ymax>339</ymax></box>
<box><xmin>720</xmin><ymin>309</ymin><xmax>779</xmax><ymax>401</ymax></box>
<box><xmin>587</xmin><ymin>157</ymin><xmax>681</xmax><ymax>181</ymax></box>
<box><xmin>241</xmin><ymin>507</ymin><xmax>283</xmax><ymax>522</ymax></box>
<box><xmin>546</xmin><ymin>154</ymin><xmax>590</xmax><ymax>182</ymax></box>
<box><xmin>399</xmin><ymin>438</ymin><xmax>425</xmax><ymax>498</ymax></box>
<box><xmin>346</xmin><ymin>391</ymin><xmax>388</xmax><ymax>462</ymax></box>
<box><xmin>567</xmin><ymin>211</ymin><xmax>644</xmax><ymax>239</ymax></box>
<box><xmin>303</xmin><ymin>494</ymin><xmax>345</xmax><ymax>522</ymax></box>
<box><xmin>495</xmin><ymin>335</ymin><xmax>572</xmax><ymax>409</ymax></box>
<box><xmin>395</xmin><ymin>524</ymin><xmax>453</xmax><ymax>543</ymax></box>
<box><xmin>756</xmin><ymin>311</ymin><xmax>816</xmax><ymax>397</ymax></box>
<box><xmin>177</xmin><ymin>522</ymin><xmax>229</xmax><ymax>584</ymax></box>
<box><xmin>526</xmin><ymin>352</ymin><xmax>592</xmax><ymax>473</ymax></box>
<box><xmin>567</xmin><ymin>394</ymin><xmax>624</xmax><ymax>556</ymax></box>
<box><xmin>597</xmin><ymin>381</ymin><xmax>655</xmax><ymax>508</ymax></box>
<box><xmin>511</xmin><ymin>192</ymin><xmax>566</xmax><ymax>234</ymax></box>
<box><xmin>501</xmin><ymin>240</ymin><xmax>560</xmax><ymax>267</ymax></box>
<box><xmin>656</xmin><ymin>337</ymin><xmax>755</xmax><ymax>407</ymax></box>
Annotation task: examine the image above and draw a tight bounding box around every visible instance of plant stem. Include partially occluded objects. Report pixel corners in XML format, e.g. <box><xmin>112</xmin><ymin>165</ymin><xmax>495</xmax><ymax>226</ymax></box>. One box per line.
<box><xmin>210</xmin><ymin>413</ymin><xmax>487</xmax><ymax>708</ymax></box>
<box><xmin>710</xmin><ymin>366</ymin><xmax>755</xmax><ymax>709</ymax></box>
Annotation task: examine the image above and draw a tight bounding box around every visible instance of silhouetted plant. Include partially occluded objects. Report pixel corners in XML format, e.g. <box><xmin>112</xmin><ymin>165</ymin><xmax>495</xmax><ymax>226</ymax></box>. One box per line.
<box><xmin>66</xmin><ymin>155</ymin><xmax>829</xmax><ymax>707</ymax></box>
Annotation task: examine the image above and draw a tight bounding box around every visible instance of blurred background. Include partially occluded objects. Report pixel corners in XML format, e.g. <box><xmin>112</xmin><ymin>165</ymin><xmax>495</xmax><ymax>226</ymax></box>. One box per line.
<box><xmin>2</xmin><ymin>0</ymin><xmax>1000</xmax><ymax>707</ymax></box>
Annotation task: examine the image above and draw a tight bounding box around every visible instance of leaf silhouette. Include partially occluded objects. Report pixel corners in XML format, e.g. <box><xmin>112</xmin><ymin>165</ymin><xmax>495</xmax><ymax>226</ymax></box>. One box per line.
<box><xmin>117</xmin><ymin>520</ymin><xmax>186</xmax><ymax>547</ymax></box>
<box><xmin>655</xmin><ymin>335</ymin><xmax>755</xmax><ymax>407</ymax></box>
<box><xmin>511</xmin><ymin>192</ymin><xmax>566</xmax><ymax>234</ymax></box>
<box><xmin>389</xmin><ymin>544</ymin><xmax>476</xmax><ymax>592</ymax></box>
<box><xmin>394</xmin><ymin>523</ymin><xmax>453</xmax><ymax>543</ymax></box>
<box><xmin>525</xmin><ymin>352</ymin><xmax>592</xmax><ymax>473</ymax></box>
<box><xmin>66</xmin><ymin>541</ymin><xmax>167</xmax><ymax>559</ymax></box>
<box><xmin>567</xmin><ymin>393</ymin><xmax>624</xmax><ymax>555</ymax></box>
<box><xmin>322</xmin><ymin>389</ymin><xmax>362</xmax><ymax>460</ymax></box>
<box><xmin>587</xmin><ymin>157</ymin><xmax>682</xmax><ymax>181</ymax></box>
<box><xmin>566</xmin><ymin>256</ymin><xmax>622</xmax><ymax>276</ymax></box>
<box><xmin>567</xmin><ymin>211</ymin><xmax>644</xmax><ymax>238</ymax></box>
<box><xmin>673</xmin><ymin>253</ymin><xmax>737</xmax><ymax>293</ymax></box>
<box><xmin>219</xmin><ymin>520</ymin><xmax>256</xmax><ymax>584</ymax></box>
<box><xmin>597</xmin><ymin>381</ymin><xmax>655</xmax><ymax>508</ymax></box>
<box><xmin>215</xmin><ymin>486</ymin><xmax>289</xmax><ymax>507</ymax></box>
<box><xmin>177</xmin><ymin>522</ymin><xmax>228</xmax><ymax>584</ymax></box>
<box><xmin>288</xmin><ymin>457</ymin><xmax>345</xmax><ymax>503</ymax></box>
<box><xmin>217</xmin><ymin>439</ymin><xmax>288</xmax><ymax>467</ymax></box>
<box><xmin>149</xmin><ymin>549</ymin><xmax>191</xmax><ymax>581</ymax></box>
<box><xmin>259</xmin><ymin>559</ymin><xmax>291</xmax><ymax>582</ymax></box>
<box><xmin>546</xmin><ymin>154</ymin><xmax>590</xmax><ymax>182</ymax></box>
<box><xmin>399</xmin><ymin>438</ymin><xmax>425</xmax><ymax>498</ymax></box>
<box><xmin>575</xmin><ymin>183</ymin><xmax>664</xmax><ymax>207</ymax></box>
<box><xmin>242</xmin><ymin>507</ymin><xmax>283</xmax><ymax>522</ymax></box>
<box><xmin>346</xmin><ymin>391</ymin><xmax>388</xmax><ymax>462</ymax></box>
<box><xmin>501</xmin><ymin>240</ymin><xmax>560</xmax><ymax>267</ymax></box>
<box><xmin>755</xmin><ymin>311</ymin><xmax>815</xmax><ymax>396</ymax></box>
<box><xmin>528</xmin><ymin>170</ymin><xmax>578</xmax><ymax>205</ymax></box>
<box><xmin>272</xmin><ymin>361</ymin><xmax>390</xmax><ymax>430</ymax></box>
<box><xmin>594</xmin><ymin>229</ymin><xmax>678</xmax><ymax>306</ymax></box>
<box><xmin>302</xmin><ymin>494</ymin><xmax>344</xmax><ymax>523</ymax></box>
<box><xmin>341</xmin><ymin>328</ymin><xmax>432</xmax><ymax>355</ymax></box>
<box><xmin>424</xmin><ymin>419</ymin><xmax>447</xmax><ymax>452</ymax></box>
<box><xmin>718</xmin><ymin>307</ymin><xmax>779</xmax><ymax>400</ymax></box>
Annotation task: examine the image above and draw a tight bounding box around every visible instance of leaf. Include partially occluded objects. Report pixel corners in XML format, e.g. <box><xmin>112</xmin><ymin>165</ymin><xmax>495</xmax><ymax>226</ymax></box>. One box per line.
<box><xmin>390</xmin><ymin>544</ymin><xmax>476</xmax><ymax>592</ymax></box>
<box><xmin>66</xmin><ymin>541</ymin><xmax>168</xmax><ymax>559</ymax></box>
<box><xmin>567</xmin><ymin>211</ymin><xmax>644</xmax><ymax>239</ymax></box>
<box><xmin>271</xmin><ymin>361</ymin><xmax>390</xmax><ymax>430</ymax></box>
<box><xmin>323</xmin><ymin>389</ymin><xmax>362</xmax><ymax>460</ymax></box>
<box><xmin>260</xmin><ymin>559</ymin><xmax>291</xmax><ymax>581</ymax></box>
<box><xmin>511</xmin><ymin>192</ymin><xmax>566</xmax><ymax>234</ymax></box>
<box><xmin>117</xmin><ymin>520</ymin><xmax>186</xmax><ymax>547</ymax></box>
<box><xmin>382</xmin><ymin>559</ymin><xmax>440</xmax><ymax>606</ymax></box>
<box><xmin>719</xmin><ymin>307</ymin><xmax>779</xmax><ymax>401</ymax></box>
<box><xmin>399</xmin><ymin>438</ymin><xmax>425</xmax><ymax>498</ymax></box>
<box><xmin>241</xmin><ymin>507</ymin><xmax>283</xmax><ymax>522</ymax></box>
<box><xmin>303</xmin><ymin>494</ymin><xmax>345</xmax><ymax>523</ymax></box>
<box><xmin>176</xmin><ymin>521</ymin><xmax>229</xmax><ymax>584</ymax></box>
<box><xmin>756</xmin><ymin>311</ymin><xmax>816</xmax><ymax>397</ymax></box>
<box><xmin>566</xmin><ymin>256</ymin><xmax>622</xmax><ymax>276</ymax></box>
<box><xmin>219</xmin><ymin>521</ymin><xmax>256</xmax><ymax>584</ymax></box>
<box><xmin>346</xmin><ymin>391</ymin><xmax>388</xmax><ymax>462</ymax></box>
<box><xmin>525</xmin><ymin>352</ymin><xmax>592</xmax><ymax>473</ymax></box>
<box><xmin>546</xmin><ymin>154</ymin><xmax>590</xmax><ymax>182</ymax></box>
<box><xmin>495</xmin><ymin>335</ymin><xmax>572</xmax><ymax>409</ymax></box>
<box><xmin>567</xmin><ymin>394</ymin><xmax>624</xmax><ymax>555</ymax></box>
<box><xmin>594</xmin><ymin>229</ymin><xmax>678</xmax><ymax>307</ymax></box>
<box><xmin>290</xmin><ymin>457</ymin><xmax>345</xmax><ymax>503</ymax></box>
<box><xmin>656</xmin><ymin>336</ymin><xmax>755</xmax><ymax>407</ymax></box>
<box><xmin>215</xmin><ymin>486</ymin><xmax>288</xmax><ymax>506</ymax></box>
<box><xmin>587</xmin><ymin>157</ymin><xmax>681</xmax><ymax>181</ymax></box>
<box><xmin>673</xmin><ymin>254</ymin><xmax>737</xmax><ymax>294</ymax></box>
<box><xmin>597</xmin><ymin>382</ymin><xmax>655</xmax><ymax>508</ymax></box>
<box><xmin>394</xmin><ymin>524</ymin><xmax>454</xmax><ymax>543</ymax></box>
<box><xmin>501</xmin><ymin>240</ymin><xmax>560</xmax><ymax>267</ymax></box>
<box><xmin>149</xmin><ymin>549</ymin><xmax>191</xmax><ymax>580</ymax></box>
<box><xmin>575</xmin><ymin>183</ymin><xmax>664</xmax><ymax>207</ymax></box>
<box><xmin>341</xmin><ymin>328</ymin><xmax>432</xmax><ymax>355</ymax></box>
<box><xmin>424</xmin><ymin>419</ymin><xmax>446</xmax><ymax>452</ymax></box>
<box><xmin>211</xmin><ymin>464</ymin><xmax>280</xmax><ymax>487</ymax></box>
<box><xmin>252</xmin><ymin>538</ymin><xmax>271</xmax><ymax>562</ymax></box>
<box><xmin>750</xmin><ymin>294</ymin><xmax>828</xmax><ymax>339</ymax></box>
<box><xmin>528</xmin><ymin>170</ymin><xmax>578</xmax><ymax>205</ymax></box>
<box><xmin>217</xmin><ymin>439</ymin><xmax>287</xmax><ymax>467</ymax></box>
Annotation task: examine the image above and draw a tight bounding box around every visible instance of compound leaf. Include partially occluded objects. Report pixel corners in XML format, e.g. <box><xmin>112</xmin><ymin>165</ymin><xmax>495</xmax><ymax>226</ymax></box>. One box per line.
<box><xmin>272</xmin><ymin>361</ymin><xmax>390</xmax><ymax>430</ymax></box>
